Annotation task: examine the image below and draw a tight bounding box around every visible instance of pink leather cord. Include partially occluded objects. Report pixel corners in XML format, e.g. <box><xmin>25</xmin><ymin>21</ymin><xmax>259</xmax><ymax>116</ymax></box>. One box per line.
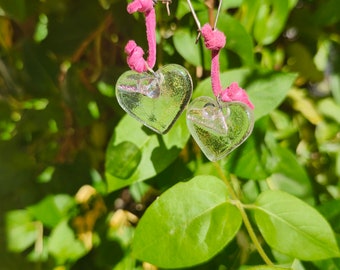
<box><xmin>201</xmin><ymin>24</ymin><xmax>254</xmax><ymax>109</ymax></box>
<box><xmin>125</xmin><ymin>0</ymin><xmax>156</xmax><ymax>73</ymax></box>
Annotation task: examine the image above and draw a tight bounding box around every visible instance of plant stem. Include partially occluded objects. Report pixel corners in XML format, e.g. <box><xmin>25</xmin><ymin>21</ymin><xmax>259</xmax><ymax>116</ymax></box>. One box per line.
<box><xmin>235</xmin><ymin>201</ymin><xmax>274</xmax><ymax>266</ymax></box>
<box><xmin>213</xmin><ymin>162</ymin><xmax>238</xmax><ymax>200</ymax></box>
<box><xmin>214</xmin><ymin>162</ymin><xmax>274</xmax><ymax>266</ymax></box>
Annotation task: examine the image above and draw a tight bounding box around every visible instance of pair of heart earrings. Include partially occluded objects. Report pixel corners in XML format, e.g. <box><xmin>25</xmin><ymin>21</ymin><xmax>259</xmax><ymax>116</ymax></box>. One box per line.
<box><xmin>115</xmin><ymin>0</ymin><xmax>254</xmax><ymax>161</ymax></box>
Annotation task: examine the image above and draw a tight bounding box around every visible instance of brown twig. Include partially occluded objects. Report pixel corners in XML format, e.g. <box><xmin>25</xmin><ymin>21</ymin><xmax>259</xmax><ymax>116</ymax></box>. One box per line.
<box><xmin>205</xmin><ymin>0</ymin><xmax>215</xmax><ymax>27</ymax></box>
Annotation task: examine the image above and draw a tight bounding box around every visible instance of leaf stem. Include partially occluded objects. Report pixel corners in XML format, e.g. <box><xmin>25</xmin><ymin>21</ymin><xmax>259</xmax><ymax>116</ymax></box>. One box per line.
<box><xmin>213</xmin><ymin>162</ymin><xmax>238</xmax><ymax>200</ymax></box>
<box><xmin>236</xmin><ymin>201</ymin><xmax>274</xmax><ymax>266</ymax></box>
<box><xmin>213</xmin><ymin>162</ymin><xmax>274</xmax><ymax>266</ymax></box>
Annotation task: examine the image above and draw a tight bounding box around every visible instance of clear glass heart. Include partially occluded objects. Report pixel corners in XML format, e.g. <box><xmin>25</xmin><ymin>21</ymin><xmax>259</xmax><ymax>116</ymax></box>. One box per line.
<box><xmin>187</xmin><ymin>100</ymin><xmax>230</xmax><ymax>135</ymax></box>
<box><xmin>116</xmin><ymin>64</ymin><xmax>193</xmax><ymax>134</ymax></box>
<box><xmin>118</xmin><ymin>72</ymin><xmax>163</xmax><ymax>98</ymax></box>
<box><xmin>186</xmin><ymin>96</ymin><xmax>254</xmax><ymax>161</ymax></box>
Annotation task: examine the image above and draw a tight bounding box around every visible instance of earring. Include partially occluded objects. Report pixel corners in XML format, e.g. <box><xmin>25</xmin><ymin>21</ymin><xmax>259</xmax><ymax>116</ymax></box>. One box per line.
<box><xmin>115</xmin><ymin>0</ymin><xmax>193</xmax><ymax>134</ymax></box>
<box><xmin>185</xmin><ymin>1</ymin><xmax>255</xmax><ymax>161</ymax></box>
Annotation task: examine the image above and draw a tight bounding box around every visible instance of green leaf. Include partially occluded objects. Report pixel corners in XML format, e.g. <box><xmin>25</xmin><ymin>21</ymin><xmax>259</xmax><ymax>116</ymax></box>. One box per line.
<box><xmin>173</xmin><ymin>12</ymin><xmax>253</xmax><ymax>68</ymax></box>
<box><xmin>254</xmin><ymin>190</ymin><xmax>340</xmax><ymax>260</ymax></box>
<box><xmin>264</xmin><ymin>132</ymin><xmax>314</xmax><ymax>203</ymax></box>
<box><xmin>253</xmin><ymin>0</ymin><xmax>290</xmax><ymax>45</ymax></box>
<box><xmin>288</xmin><ymin>0</ymin><xmax>298</xmax><ymax>9</ymax></box>
<box><xmin>175</xmin><ymin>0</ymin><xmax>206</xmax><ymax>21</ymax></box>
<box><xmin>225</xmin><ymin>118</ymin><xmax>272</xmax><ymax>180</ymax></box>
<box><xmin>317</xmin><ymin>199</ymin><xmax>340</xmax><ymax>232</ymax></box>
<box><xmin>217</xmin><ymin>14</ymin><xmax>254</xmax><ymax>66</ymax></box>
<box><xmin>313</xmin><ymin>257</ymin><xmax>340</xmax><ymax>270</ymax></box>
<box><xmin>241</xmin><ymin>0</ymin><xmax>296</xmax><ymax>45</ymax></box>
<box><xmin>6</xmin><ymin>210</ymin><xmax>38</xmax><ymax>252</ymax></box>
<box><xmin>246</xmin><ymin>70</ymin><xmax>297</xmax><ymax>120</ymax></box>
<box><xmin>194</xmin><ymin>68</ymin><xmax>297</xmax><ymax>120</ymax></box>
<box><xmin>48</xmin><ymin>220</ymin><xmax>87</xmax><ymax>264</ymax></box>
<box><xmin>221</xmin><ymin>0</ymin><xmax>243</xmax><ymax>10</ymax></box>
<box><xmin>0</xmin><ymin>0</ymin><xmax>27</xmax><ymax>21</ymax></box>
<box><xmin>286</xmin><ymin>42</ymin><xmax>324</xmax><ymax>82</ymax></box>
<box><xmin>240</xmin><ymin>266</ymin><xmax>292</xmax><ymax>270</ymax></box>
<box><xmin>239</xmin><ymin>0</ymin><xmax>262</xmax><ymax>32</ymax></box>
<box><xmin>105</xmin><ymin>113</ymin><xmax>190</xmax><ymax>192</ymax></box>
<box><xmin>28</xmin><ymin>194</ymin><xmax>76</xmax><ymax>228</ymax></box>
<box><xmin>173</xmin><ymin>26</ymin><xmax>203</xmax><ymax>67</ymax></box>
<box><xmin>133</xmin><ymin>175</ymin><xmax>242</xmax><ymax>268</ymax></box>
<box><xmin>315</xmin><ymin>0</ymin><xmax>340</xmax><ymax>26</ymax></box>
<box><xmin>318</xmin><ymin>98</ymin><xmax>340</xmax><ymax>124</ymax></box>
<box><xmin>106</xmin><ymin>141</ymin><xmax>142</xmax><ymax>180</ymax></box>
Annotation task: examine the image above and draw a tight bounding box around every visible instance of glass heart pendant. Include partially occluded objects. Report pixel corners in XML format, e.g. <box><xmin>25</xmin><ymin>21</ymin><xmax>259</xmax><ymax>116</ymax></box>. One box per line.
<box><xmin>116</xmin><ymin>64</ymin><xmax>193</xmax><ymax>134</ymax></box>
<box><xmin>186</xmin><ymin>96</ymin><xmax>254</xmax><ymax>161</ymax></box>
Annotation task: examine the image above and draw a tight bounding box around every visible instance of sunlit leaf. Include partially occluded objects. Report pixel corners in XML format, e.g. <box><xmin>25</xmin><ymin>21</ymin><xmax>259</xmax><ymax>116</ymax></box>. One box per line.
<box><xmin>48</xmin><ymin>220</ymin><xmax>87</xmax><ymax>264</ymax></box>
<box><xmin>175</xmin><ymin>0</ymin><xmax>205</xmax><ymax>20</ymax></box>
<box><xmin>221</xmin><ymin>0</ymin><xmax>243</xmax><ymax>10</ymax></box>
<box><xmin>6</xmin><ymin>210</ymin><xmax>38</xmax><ymax>252</ymax></box>
<box><xmin>173</xmin><ymin>27</ymin><xmax>203</xmax><ymax>67</ymax></box>
<box><xmin>28</xmin><ymin>195</ymin><xmax>76</xmax><ymax>228</ymax></box>
<box><xmin>194</xmin><ymin>68</ymin><xmax>297</xmax><ymax>121</ymax></box>
<box><xmin>253</xmin><ymin>0</ymin><xmax>290</xmax><ymax>45</ymax></box>
<box><xmin>254</xmin><ymin>190</ymin><xmax>340</xmax><ymax>260</ymax></box>
<box><xmin>133</xmin><ymin>175</ymin><xmax>242</xmax><ymax>268</ymax></box>
<box><xmin>318</xmin><ymin>98</ymin><xmax>340</xmax><ymax>124</ymax></box>
<box><xmin>217</xmin><ymin>14</ymin><xmax>254</xmax><ymax>66</ymax></box>
<box><xmin>287</xmin><ymin>88</ymin><xmax>322</xmax><ymax>125</ymax></box>
<box><xmin>239</xmin><ymin>266</ymin><xmax>292</xmax><ymax>270</ymax></box>
<box><xmin>105</xmin><ymin>113</ymin><xmax>190</xmax><ymax>192</ymax></box>
<box><xmin>33</xmin><ymin>13</ymin><xmax>48</xmax><ymax>42</ymax></box>
<box><xmin>239</xmin><ymin>0</ymin><xmax>261</xmax><ymax>32</ymax></box>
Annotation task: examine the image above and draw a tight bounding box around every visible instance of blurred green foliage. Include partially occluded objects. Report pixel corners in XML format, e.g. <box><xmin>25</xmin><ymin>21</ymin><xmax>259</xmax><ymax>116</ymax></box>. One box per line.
<box><xmin>1</xmin><ymin>0</ymin><xmax>340</xmax><ymax>269</ymax></box>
